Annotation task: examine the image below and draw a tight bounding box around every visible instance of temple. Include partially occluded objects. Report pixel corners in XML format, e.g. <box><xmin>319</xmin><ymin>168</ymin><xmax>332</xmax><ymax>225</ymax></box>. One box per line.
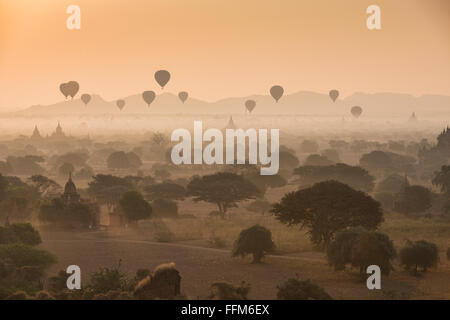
<box><xmin>52</xmin><ymin>122</ymin><xmax>66</xmax><ymax>138</ymax></box>
<box><xmin>31</xmin><ymin>125</ymin><xmax>42</xmax><ymax>139</ymax></box>
<box><xmin>224</xmin><ymin>116</ymin><xmax>236</xmax><ymax>130</ymax></box>
<box><xmin>61</xmin><ymin>172</ymin><xmax>80</xmax><ymax>204</ymax></box>
<box><xmin>437</xmin><ymin>126</ymin><xmax>450</xmax><ymax>151</ymax></box>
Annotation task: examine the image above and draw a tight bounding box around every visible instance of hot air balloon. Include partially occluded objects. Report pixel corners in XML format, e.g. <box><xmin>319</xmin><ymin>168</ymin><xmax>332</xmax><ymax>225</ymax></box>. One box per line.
<box><xmin>245</xmin><ymin>100</ymin><xmax>256</xmax><ymax>113</ymax></box>
<box><xmin>178</xmin><ymin>91</ymin><xmax>188</xmax><ymax>103</ymax></box>
<box><xmin>329</xmin><ymin>90</ymin><xmax>339</xmax><ymax>102</ymax></box>
<box><xmin>142</xmin><ymin>91</ymin><xmax>156</xmax><ymax>107</ymax></box>
<box><xmin>351</xmin><ymin>106</ymin><xmax>363</xmax><ymax>118</ymax></box>
<box><xmin>81</xmin><ymin>94</ymin><xmax>92</xmax><ymax>106</ymax></box>
<box><xmin>270</xmin><ymin>85</ymin><xmax>284</xmax><ymax>102</ymax></box>
<box><xmin>59</xmin><ymin>83</ymin><xmax>70</xmax><ymax>99</ymax></box>
<box><xmin>66</xmin><ymin>81</ymin><xmax>80</xmax><ymax>99</ymax></box>
<box><xmin>154</xmin><ymin>70</ymin><xmax>171</xmax><ymax>89</ymax></box>
<box><xmin>116</xmin><ymin>99</ymin><xmax>126</xmax><ymax>111</ymax></box>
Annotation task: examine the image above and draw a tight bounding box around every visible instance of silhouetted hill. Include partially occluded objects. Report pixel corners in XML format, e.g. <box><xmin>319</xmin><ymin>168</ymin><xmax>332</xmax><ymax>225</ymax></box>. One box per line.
<box><xmin>14</xmin><ymin>91</ymin><xmax>450</xmax><ymax>117</ymax></box>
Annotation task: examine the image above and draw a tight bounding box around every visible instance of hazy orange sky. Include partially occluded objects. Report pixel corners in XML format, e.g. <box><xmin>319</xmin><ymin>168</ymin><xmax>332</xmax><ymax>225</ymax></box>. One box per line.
<box><xmin>0</xmin><ymin>0</ymin><xmax>449</xmax><ymax>110</ymax></box>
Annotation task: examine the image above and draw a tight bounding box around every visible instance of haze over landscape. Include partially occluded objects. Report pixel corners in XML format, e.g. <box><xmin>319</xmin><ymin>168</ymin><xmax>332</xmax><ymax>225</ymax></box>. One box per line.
<box><xmin>0</xmin><ymin>0</ymin><xmax>449</xmax><ymax>302</ymax></box>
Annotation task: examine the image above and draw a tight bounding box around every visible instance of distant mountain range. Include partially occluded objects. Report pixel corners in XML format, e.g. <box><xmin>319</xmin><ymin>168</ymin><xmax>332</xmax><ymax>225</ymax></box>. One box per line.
<box><xmin>12</xmin><ymin>91</ymin><xmax>450</xmax><ymax>117</ymax></box>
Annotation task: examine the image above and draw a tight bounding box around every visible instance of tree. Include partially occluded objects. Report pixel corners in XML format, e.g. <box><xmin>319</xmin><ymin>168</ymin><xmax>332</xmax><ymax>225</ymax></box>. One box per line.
<box><xmin>6</xmin><ymin>156</ymin><xmax>45</xmax><ymax>176</ymax></box>
<box><xmin>119</xmin><ymin>191</ymin><xmax>152</xmax><ymax>223</ymax></box>
<box><xmin>39</xmin><ymin>199</ymin><xmax>96</xmax><ymax>229</ymax></box>
<box><xmin>393</xmin><ymin>185</ymin><xmax>432</xmax><ymax>214</ymax></box>
<box><xmin>0</xmin><ymin>174</ymin><xmax>8</xmax><ymax>202</ymax></box>
<box><xmin>107</xmin><ymin>151</ymin><xmax>142</xmax><ymax>170</ymax></box>
<box><xmin>321</xmin><ymin>149</ymin><xmax>340</xmax><ymax>163</ymax></box>
<box><xmin>243</xmin><ymin>170</ymin><xmax>287</xmax><ymax>196</ymax></box>
<box><xmin>360</xmin><ymin>151</ymin><xmax>416</xmax><ymax>175</ymax></box>
<box><xmin>232</xmin><ymin>225</ymin><xmax>275</xmax><ymax>263</ymax></box>
<box><xmin>272</xmin><ymin>181</ymin><xmax>383</xmax><ymax>247</ymax></box>
<box><xmin>0</xmin><ymin>243</ymin><xmax>57</xmax><ymax>298</ymax></box>
<box><xmin>399</xmin><ymin>240</ymin><xmax>439</xmax><ymax>275</ymax></box>
<box><xmin>88</xmin><ymin>262</ymin><xmax>128</xmax><ymax>295</ymax></box>
<box><xmin>376</xmin><ymin>174</ymin><xmax>407</xmax><ymax>194</ymax></box>
<box><xmin>58</xmin><ymin>162</ymin><xmax>75</xmax><ymax>177</ymax></box>
<box><xmin>303</xmin><ymin>154</ymin><xmax>334</xmax><ymax>166</ymax></box>
<box><xmin>432</xmin><ymin>165</ymin><xmax>450</xmax><ymax>196</ymax></box>
<box><xmin>350</xmin><ymin>231</ymin><xmax>396</xmax><ymax>276</ymax></box>
<box><xmin>186</xmin><ymin>172</ymin><xmax>260</xmax><ymax>218</ymax></box>
<box><xmin>151</xmin><ymin>198</ymin><xmax>178</xmax><ymax>218</ymax></box>
<box><xmin>0</xmin><ymin>223</ymin><xmax>42</xmax><ymax>246</ymax></box>
<box><xmin>88</xmin><ymin>174</ymin><xmax>134</xmax><ymax>210</ymax></box>
<box><xmin>277</xmin><ymin>278</ymin><xmax>332</xmax><ymax>300</ymax></box>
<box><xmin>327</xmin><ymin>227</ymin><xmax>366</xmax><ymax>271</ymax></box>
<box><xmin>327</xmin><ymin>227</ymin><xmax>395</xmax><ymax>275</ymax></box>
<box><xmin>144</xmin><ymin>182</ymin><xmax>185</xmax><ymax>201</ymax></box>
<box><xmin>294</xmin><ymin>163</ymin><xmax>375</xmax><ymax>192</ymax></box>
<box><xmin>300</xmin><ymin>140</ymin><xmax>319</xmax><ymax>153</ymax></box>
<box><xmin>126</xmin><ymin>152</ymin><xmax>143</xmax><ymax>169</ymax></box>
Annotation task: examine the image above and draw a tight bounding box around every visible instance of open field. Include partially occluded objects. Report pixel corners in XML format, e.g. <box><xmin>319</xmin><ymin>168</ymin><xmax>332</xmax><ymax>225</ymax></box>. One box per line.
<box><xmin>39</xmin><ymin>204</ymin><xmax>450</xmax><ymax>300</ymax></box>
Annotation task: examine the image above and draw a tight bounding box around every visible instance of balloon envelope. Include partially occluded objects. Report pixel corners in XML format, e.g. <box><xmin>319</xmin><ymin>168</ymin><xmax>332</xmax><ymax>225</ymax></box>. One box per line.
<box><xmin>142</xmin><ymin>91</ymin><xmax>156</xmax><ymax>106</ymax></box>
<box><xmin>329</xmin><ymin>90</ymin><xmax>339</xmax><ymax>102</ymax></box>
<box><xmin>116</xmin><ymin>99</ymin><xmax>126</xmax><ymax>111</ymax></box>
<box><xmin>245</xmin><ymin>100</ymin><xmax>256</xmax><ymax>113</ymax></box>
<box><xmin>154</xmin><ymin>70</ymin><xmax>171</xmax><ymax>89</ymax></box>
<box><xmin>270</xmin><ymin>85</ymin><xmax>284</xmax><ymax>102</ymax></box>
<box><xmin>60</xmin><ymin>83</ymin><xmax>70</xmax><ymax>99</ymax></box>
<box><xmin>351</xmin><ymin>106</ymin><xmax>363</xmax><ymax>118</ymax></box>
<box><xmin>81</xmin><ymin>94</ymin><xmax>92</xmax><ymax>105</ymax></box>
<box><xmin>178</xmin><ymin>91</ymin><xmax>189</xmax><ymax>103</ymax></box>
<box><xmin>67</xmin><ymin>81</ymin><xmax>80</xmax><ymax>99</ymax></box>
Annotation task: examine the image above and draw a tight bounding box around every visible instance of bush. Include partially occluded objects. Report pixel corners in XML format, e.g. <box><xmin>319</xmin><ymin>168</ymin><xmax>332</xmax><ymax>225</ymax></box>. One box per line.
<box><xmin>152</xmin><ymin>198</ymin><xmax>178</xmax><ymax>218</ymax></box>
<box><xmin>35</xmin><ymin>290</ymin><xmax>55</xmax><ymax>300</ymax></box>
<box><xmin>209</xmin><ymin>282</ymin><xmax>250</xmax><ymax>300</ymax></box>
<box><xmin>9</xmin><ymin>223</ymin><xmax>42</xmax><ymax>246</ymax></box>
<box><xmin>327</xmin><ymin>227</ymin><xmax>366</xmax><ymax>271</ymax></box>
<box><xmin>0</xmin><ymin>223</ymin><xmax>41</xmax><ymax>246</ymax></box>
<box><xmin>327</xmin><ymin>228</ymin><xmax>396</xmax><ymax>276</ymax></box>
<box><xmin>152</xmin><ymin>220</ymin><xmax>174</xmax><ymax>242</ymax></box>
<box><xmin>399</xmin><ymin>240</ymin><xmax>439</xmax><ymax>275</ymax></box>
<box><xmin>5</xmin><ymin>290</ymin><xmax>32</xmax><ymax>300</ymax></box>
<box><xmin>134</xmin><ymin>263</ymin><xmax>181</xmax><ymax>300</ymax></box>
<box><xmin>277</xmin><ymin>278</ymin><xmax>332</xmax><ymax>300</ymax></box>
<box><xmin>88</xmin><ymin>262</ymin><xmax>128</xmax><ymax>295</ymax></box>
<box><xmin>394</xmin><ymin>185</ymin><xmax>432</xmax><ymax>215</ymax></box>
<box><xmin>232</xmin><ymin>225</ymin><xmax>275</xmax><ymax>263</ymax></box>
<box><xmin>351</xmin><ymin>232</ymin><xmax>396</xmax><ymax>276</ymax></box>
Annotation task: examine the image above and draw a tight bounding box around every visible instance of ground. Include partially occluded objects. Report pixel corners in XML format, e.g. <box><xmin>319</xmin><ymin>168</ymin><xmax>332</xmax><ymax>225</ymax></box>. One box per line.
<box><xmin>39</xmin><ymin>195</ymin><xmax>450</xmax><ymax>300</ymax></box>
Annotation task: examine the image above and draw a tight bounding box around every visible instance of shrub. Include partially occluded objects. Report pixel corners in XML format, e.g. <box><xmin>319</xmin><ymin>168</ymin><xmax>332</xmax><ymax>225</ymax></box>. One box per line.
<box><xmin>327</xmin><ymin>227</ymin><xmax>366</xmax><ymax>271</ymax></box>
<box><xmin>351</xmin><ymin>232</ymin><xmax>396</xmax><ymax>276</ymax></box>
<box><xmin>327</xmin><ymin>228</ymin><xmax>396</xmax><ymax>276</ymax></box>
<box><xmin>88</xmin><ymin>262</ymin><xmax>128</xmax><ymax>295</ymax></box>
<box><xmin>209</xmin><ymin>281</ymin><xmax>250</xmax><ymax>300</ymax></box>
<box><xmin>399</xmin><ymin>240</ymin><xmax>439</xmax><ymax>275</ymax></box>
<box><xmin>5</xmin><ymin>290</ymin><xmax>31</xmax><ymax>300</ymax></box>
<box><xmin>134</xmin><ymin>262</ymin><xmax>181</xmax><ymax>300</ymax></box>
<box><xmin>35</xmin><ymin>290</ymin><xmax>55</xmax><ymax>300</ymax></box>
<box><xmin>152</xmin><ymin>198</ymin><xmax>178</xmax><ymax>218</ymax></box>
<box><xmin>393</xmin><ymin>185</ymin><xmax>432</xmax><ymax>215</ymax></box>
<box><xmin>277</xmin><ymin>278</ymin><xmax>332</xmax><ymax>300</ymax></box>
<box><xmin>232</xmin><ymin>225</ymin><xmax>275</xmax><ymax>263</ymax></box>
<box><xmin>0</xmin><ymin>223</ymin><xmax>41</xmax><ymax>246</ymax></box>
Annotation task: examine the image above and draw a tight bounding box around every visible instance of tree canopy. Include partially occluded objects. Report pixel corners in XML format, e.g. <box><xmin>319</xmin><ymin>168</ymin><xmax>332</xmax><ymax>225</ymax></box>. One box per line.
<box><xmin>272</xmin><ymin>180</ymin><xmax>383</xmax><ymax>247</ymax></box>
<box><xmin>186</xmin><ymin>172</ymin><xmax>260</xmax><ymax>218</ymax></box>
